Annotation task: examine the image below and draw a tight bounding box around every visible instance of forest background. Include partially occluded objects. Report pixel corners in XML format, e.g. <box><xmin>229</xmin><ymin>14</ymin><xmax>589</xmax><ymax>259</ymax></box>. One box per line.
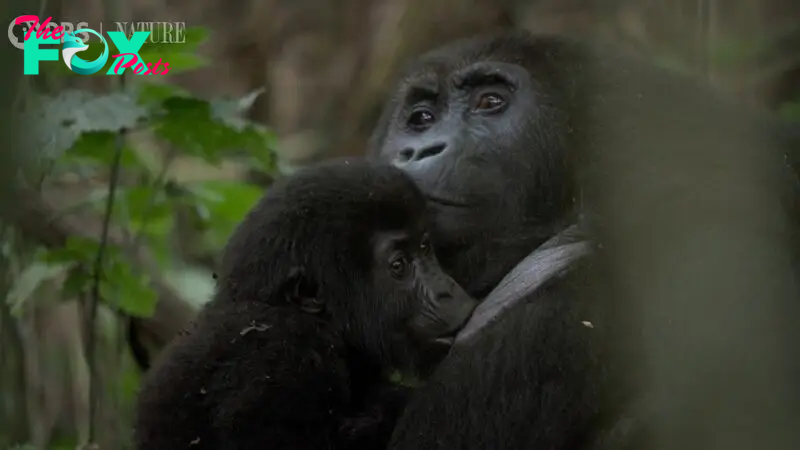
<box><xmin>0</xmin><ymin>0</ymin><xmax>798</xmax><ymax>448</ymax></box>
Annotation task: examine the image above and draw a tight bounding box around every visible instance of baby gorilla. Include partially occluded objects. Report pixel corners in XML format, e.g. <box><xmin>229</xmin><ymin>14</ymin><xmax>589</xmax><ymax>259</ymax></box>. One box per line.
<box><xmin>133</xmin><ymin>159</ymin><xmax>477</xmax><ymax>450</ymax></box>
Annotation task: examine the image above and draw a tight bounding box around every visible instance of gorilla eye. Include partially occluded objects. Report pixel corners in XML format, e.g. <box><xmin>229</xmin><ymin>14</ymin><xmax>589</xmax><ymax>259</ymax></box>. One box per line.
<box><xmin>473</xmin><ymin>93</ymin><xmax>506</xmax><ymax>113</ymax></box>
<box><xmin>407</xmin><ymin>108</ymin><xmax>435</xmax><ymax>130</ymax></box>
<box><xmin>389</xmin><ymin>256</ymin><xmax>409</xmax><ymax>279</ymax></box>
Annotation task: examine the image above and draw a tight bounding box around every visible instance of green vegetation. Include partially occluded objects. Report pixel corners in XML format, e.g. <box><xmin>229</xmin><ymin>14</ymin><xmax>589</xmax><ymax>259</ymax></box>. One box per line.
<box><xmin>1</xmin><ymin>25</ymin><xmax>279</xmax><ymax>450</ymax></box>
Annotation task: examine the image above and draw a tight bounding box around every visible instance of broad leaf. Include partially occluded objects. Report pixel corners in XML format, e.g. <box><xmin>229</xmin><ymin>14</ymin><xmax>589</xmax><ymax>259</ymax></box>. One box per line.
<box><xmin>136</xmin><ymin>82</ymin><xmax>191</xmax><ymax>105</ymax></box>
<box><xmin>20</xmin><ymin>89</ymin><xmax>148</xmax><ymax>162</ymax></box>
<box><xmin>62</xmin><ymin>130</ymin><xmax>143</xmax><ymax>168</ymax></box>
<box><xmin>187</xmin><ymin>180</ymin><xmax>264</xmax><ymax>249</ymax></box>
<box><xmin>153</xmin><ymin>95</ymin><xmax>274</xmax><ymax>164</ymax></box>
<box><xmin>100</xmin><ymin>256</ymin><xmax>157</xmax><ymax>317</ymax></box>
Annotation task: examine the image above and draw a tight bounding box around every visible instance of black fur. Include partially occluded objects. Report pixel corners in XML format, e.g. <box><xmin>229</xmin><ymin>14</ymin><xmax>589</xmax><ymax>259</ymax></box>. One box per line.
<box><xmin>369</xmin><ymin>30</ymin><xmax>800</xmax><ymax>450</ymax></box>
<box><xmin>133</xmin><ymin>159</ymin><xmax>476</xmax><ymax>450</ymax></box>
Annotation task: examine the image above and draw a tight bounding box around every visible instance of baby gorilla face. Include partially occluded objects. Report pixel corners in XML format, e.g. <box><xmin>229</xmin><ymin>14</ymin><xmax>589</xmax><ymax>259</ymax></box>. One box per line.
<box><xmin>355</xmin><ymin>226</ymin><xmax>477</xmax><ymax>370</ymax></box>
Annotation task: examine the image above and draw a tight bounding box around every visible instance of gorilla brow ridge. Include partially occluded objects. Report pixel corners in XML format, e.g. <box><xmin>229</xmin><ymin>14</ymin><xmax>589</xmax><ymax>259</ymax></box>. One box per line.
<box><xmin>399</xmin><ymin>73</ymin><xmax>439</xmax><ymax>105</ymax></box>
<box><xmin>451</xmin><ymin>64</ymin><xmax>518</xmax><ymax>91</ymax></box>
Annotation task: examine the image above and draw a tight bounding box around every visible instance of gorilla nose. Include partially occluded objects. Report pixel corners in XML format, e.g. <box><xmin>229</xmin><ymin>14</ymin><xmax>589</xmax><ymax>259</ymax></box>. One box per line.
<box><xmin>397</xmin><ymin>143</ymin><xmax>447</xmax><ymax>164</ymax></box>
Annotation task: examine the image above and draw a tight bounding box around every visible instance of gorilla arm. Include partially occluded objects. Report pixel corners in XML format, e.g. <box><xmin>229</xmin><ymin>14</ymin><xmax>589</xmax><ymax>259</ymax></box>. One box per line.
<box><xmin>453</xmin><ymin>224</ymin><xmax>590</xmax><ymax>346</ymax></box>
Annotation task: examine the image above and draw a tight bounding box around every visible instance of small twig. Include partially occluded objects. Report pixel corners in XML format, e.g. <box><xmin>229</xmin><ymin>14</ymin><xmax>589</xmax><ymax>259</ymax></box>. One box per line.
<box><xmin>85</xmin><ymin>130</ymin><xmax>124</xmax><ymax>444</ymax></box>
<box><xmin>84</xmin><ymin>0</ymin><xmax>129</xmax><ymax>433</ymax></box>
<box><xmin>131</xmin><ymin>147</ymin><xmax>176</xmax><ymax>249</ymax></box>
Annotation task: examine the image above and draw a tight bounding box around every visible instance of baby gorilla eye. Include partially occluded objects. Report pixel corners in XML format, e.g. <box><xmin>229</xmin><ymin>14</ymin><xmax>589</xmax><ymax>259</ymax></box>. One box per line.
<box><xmin>473</xmin><ymin>92</ymin><xmax>506</xmax><ymax>113</ymax></box>
<box><xmin>407</xmin><ymin>108</ymin><xmax>435</xmax><ymax>130</ymax></box>
<box><xmin>389</xmin><ymin>255</ymin><xmax>410</xmax><ymax>279</ymax></box>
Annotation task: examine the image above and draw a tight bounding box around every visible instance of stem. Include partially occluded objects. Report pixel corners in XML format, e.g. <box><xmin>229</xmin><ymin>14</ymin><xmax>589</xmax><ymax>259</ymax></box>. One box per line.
<box><xmin>85</xmin><ymin>0</ymin><xmax>128</xmax><ymax>444</ymax></box>
<box><xmin>85</xmin><ymin>131</ymin><xmax>124</xmax><ymax>445</ymax></box>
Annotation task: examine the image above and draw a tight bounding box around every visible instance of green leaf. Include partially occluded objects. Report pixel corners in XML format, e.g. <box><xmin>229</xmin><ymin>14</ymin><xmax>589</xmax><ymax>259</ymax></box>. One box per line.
<box><xmin>190</xmin><ymin>181</ymin><xmax>263</xmax><ymax>221</ymax></box>
<box><xmin>182</xmin><ymin>26</ymin><xmax>210</xmax><ymax>49</ymax></box>
<box><xmin>240</xmin><ymin>128</ymin><xmax>277</xmax><ymax>172</ymax></box>
<box><xmin>187</xmin><ymin>181</ymin><xmax>264</xmax><ymax>249</ymax></box>
<box><xmin>154</xmin><ymin>96</ymin><xmax>224</xmax><ymax>161</ymax></box>
<box><xmin>39</xmin><ymin>236</ymin><xmax>124</xmax><ymax>266</ymax></box>
<box><xmin>211</xmin><ymin>88</ymin><xmax>266</xmax><ymax>130</ymax></box>
<box><xmin>63</xmin><ymin>130</ymin><xmax>143</xmax><ymax>168</ymax></box>
<box><xmin>19</xmin><ymin>89</ymin><xmax>148</xmax><ymax>163</ymax></box>
<box><xmin>136</xmin><ymin>82</ymin><xmax>191</xmax><ymax>105</ymax></box>
<box><xmin>26</xmin><ymin>238</ymin><xmax>157</xmax><ymax>317</ymax></box>
<box><xmin>122</xmin><ymin>185</ymin><xmax>170</xmax><ymax>220</ymax></box>
<box><xmin>151</xmin><ymin>91</ymin><xmax>275</xmax><ymax>165</ymax></box>
<box><xmin>6</xmin><ymin>261</ymin><xmax>71</xmax><ymax>314</ymax></box>
<box><xmin>39</xmin><ymin>236</ymin><xmax>99</xmax><ymax>264</ymax></box>
<box><xmin>118</xmin><ymin>360</ymin><xmax>143</xmax><ymax>404</ymax></box>
<box><xmin>62</xmin><ymin>266</ymin><xmax>92</xmax><ymax>298</ymax></box>
<box><xmin>81</xmin><ymin>184</ymin><xmax>175</xmax><ymax>241</ymax></box>
<box><xmin>211</xmin><ymin>89</ymin><xmax>277</xmax><ymax>170</ymax></box>
<box><xmin>121</xmin><ymin>185</ymin><xmax>174</xmax><ymax>236</ymax></box>
<box><xmin>100</xmin><ymin>257</ymin><xmax>157</xmax><ymax>317</ymax></box>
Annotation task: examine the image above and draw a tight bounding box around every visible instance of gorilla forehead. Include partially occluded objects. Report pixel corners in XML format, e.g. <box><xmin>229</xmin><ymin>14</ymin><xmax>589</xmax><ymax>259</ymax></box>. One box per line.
<box><xmin>273</xmin><ymin>159</ymin><xmax>427</xmax><ymax>232</ymax></box>
<box><xmin>394</xmin><ymin>31</ymin><xmax>583</xmax><ymax>93</ymax></box>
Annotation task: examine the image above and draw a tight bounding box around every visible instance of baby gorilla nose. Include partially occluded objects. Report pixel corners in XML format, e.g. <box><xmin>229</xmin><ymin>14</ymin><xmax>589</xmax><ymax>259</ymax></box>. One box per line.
<box><xmin>408</xmin><ymin>286</ymin><xmax>478</xmax><ymax>343</ymax></box>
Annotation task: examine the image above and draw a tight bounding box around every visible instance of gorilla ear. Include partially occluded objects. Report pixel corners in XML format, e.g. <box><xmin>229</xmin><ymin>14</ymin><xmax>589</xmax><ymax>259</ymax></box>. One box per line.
<box><xmin>283</xmin><ymin>266</ymin><xmax>323</xmax><ymax>314</ymax></box>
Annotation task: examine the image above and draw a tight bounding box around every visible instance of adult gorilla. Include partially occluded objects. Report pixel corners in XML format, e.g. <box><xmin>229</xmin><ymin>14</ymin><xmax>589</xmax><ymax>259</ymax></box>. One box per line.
<box><xmin>368</xmin><ymin>30</ymin><xmax>800</xmax><ymax>449</ymax></box>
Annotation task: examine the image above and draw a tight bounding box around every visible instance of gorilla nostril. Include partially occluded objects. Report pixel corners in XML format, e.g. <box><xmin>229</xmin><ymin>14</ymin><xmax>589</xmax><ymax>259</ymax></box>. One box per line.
<box><xmin>398</xmin><ymin>148</ymin><xmax>415</xmax><ymax>162</ymax></box>
<box><xmin>397</xmin><ymin>144</ymin><xmax>447</xmax><ymax>165</ymax></box>
<box><xmin>416</xmin><ymin>143</ymin><xmax>446</xmax><ymax>161</ymax></box>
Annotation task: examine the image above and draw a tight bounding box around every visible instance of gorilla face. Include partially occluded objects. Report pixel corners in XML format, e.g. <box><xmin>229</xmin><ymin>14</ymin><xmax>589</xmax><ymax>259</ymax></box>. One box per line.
<box><xmin>369</xmin><ymin>35</ymin><xmax>577</xmax><ymax>296</ymax></box>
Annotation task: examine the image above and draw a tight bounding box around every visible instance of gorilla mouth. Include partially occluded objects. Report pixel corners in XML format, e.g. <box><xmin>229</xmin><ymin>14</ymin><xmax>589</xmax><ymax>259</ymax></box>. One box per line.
<box><xmin>431</xmin><ymin>316</ymin><xmax>472</xmax><ymax>347</ymax></box>
<box><xmin>425</xmin><ymin>195</ymin><xmax>469</xmax><ymax>208</ymax></box>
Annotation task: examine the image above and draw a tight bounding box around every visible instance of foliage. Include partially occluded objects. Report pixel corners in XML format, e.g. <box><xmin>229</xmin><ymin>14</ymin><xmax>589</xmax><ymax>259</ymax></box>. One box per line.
<box><xmin>2</xmin><ymin>24</ymin><xmax>278</xmax><ymax>449</ymax></box>
<box><xmin>10</xmin><ymin>26</ymin><xmax>275</xmax><ymax>314</ymax></box>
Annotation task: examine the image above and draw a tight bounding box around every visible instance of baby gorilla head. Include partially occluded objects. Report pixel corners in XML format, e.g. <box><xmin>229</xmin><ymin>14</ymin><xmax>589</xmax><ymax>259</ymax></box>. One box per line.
<box><xmin>215</xmin><ymin>158</ymin><xmax>478</xmax><ymax>371</ymax></box>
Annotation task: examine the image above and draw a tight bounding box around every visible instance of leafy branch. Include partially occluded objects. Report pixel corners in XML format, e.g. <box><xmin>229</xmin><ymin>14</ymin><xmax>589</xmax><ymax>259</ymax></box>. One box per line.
<box><xmin>3</xmin><ymin>20</ymin><xmax>279</xmax><ymax>449</ymax></box>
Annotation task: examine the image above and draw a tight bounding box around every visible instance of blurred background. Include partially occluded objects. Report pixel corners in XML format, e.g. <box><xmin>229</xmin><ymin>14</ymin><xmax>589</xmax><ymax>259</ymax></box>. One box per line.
<box><xmin>0</xmin><ymin>0</ymin><xmax>798</xmax><ymax>448</ymax></box>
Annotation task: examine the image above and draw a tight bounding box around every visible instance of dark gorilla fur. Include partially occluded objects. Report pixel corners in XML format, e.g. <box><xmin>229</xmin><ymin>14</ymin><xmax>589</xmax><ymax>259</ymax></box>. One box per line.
<box><xmin>133</xmin><ymin>159</ymin><xmax>476</xmax><ymax>450</ymax></box>
<box><xmin>368</xmin><ymin>31</ymin><xmax>800</xmax><ymax>450</ymax></box>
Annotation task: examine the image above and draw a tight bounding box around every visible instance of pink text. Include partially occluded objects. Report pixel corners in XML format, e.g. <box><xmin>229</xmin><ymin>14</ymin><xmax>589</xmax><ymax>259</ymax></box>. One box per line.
<box><xmin>110</xmin><ymin>53</ymin><xmax>170</xmax><ymax>75</ymax></box>
<box><xmin>15</xmin><ymin>15</ymin><xmax>65</xmax><ymax>42</ymax></box>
